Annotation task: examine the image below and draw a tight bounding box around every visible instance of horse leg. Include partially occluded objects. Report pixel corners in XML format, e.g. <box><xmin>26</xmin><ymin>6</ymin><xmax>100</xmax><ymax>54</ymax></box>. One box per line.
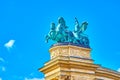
<box><xmin>45</xmin><ymin>35</ymin><xmax>50</xmax><ymax>43</ymax></box>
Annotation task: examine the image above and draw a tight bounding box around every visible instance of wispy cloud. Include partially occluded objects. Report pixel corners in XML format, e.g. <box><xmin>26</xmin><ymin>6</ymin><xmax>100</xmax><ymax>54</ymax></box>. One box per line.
<box><xmin>4</xmin><ymin>40</ymin><xmax>15</xmax><ymax>49</ymax></box>
<box><xmin>0</xmin><ymin>66</ymin><xmax>6</xmax><ymax>72</ymax></box>
<box><xmin>0</xmin><ymin>58</ymin><xmax>5</xmax><ymax>62</ymax></box>
<box><xmin>0</xmin><ymin>58</ymin><xmax>6</xmax><ymax>72</ymax></box>
<box><xmin>0</xmin><ymin>78</ymin><xmax>2</xmax><ymax>80</ymax></box>
<box><xmin>25</xmin><ymin>78</ymin><xmax>44</xmax><ymax>80</ymax></box>
<box><xmin>117</xmin><ymin>68</ymin><xmax>120</xmax><ymax>72</ymax></box>
<box><xmin>1</xmin><ymin>66</ymin><xmax>5</xmax><ymax>72</ymax></box>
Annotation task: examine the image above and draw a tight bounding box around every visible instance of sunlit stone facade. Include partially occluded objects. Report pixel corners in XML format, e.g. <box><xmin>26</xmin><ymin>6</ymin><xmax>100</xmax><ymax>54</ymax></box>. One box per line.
<box><xmin>39</xmin><ymin>45</ymin><xmax>120</xmax><ymax>80</ymax></box>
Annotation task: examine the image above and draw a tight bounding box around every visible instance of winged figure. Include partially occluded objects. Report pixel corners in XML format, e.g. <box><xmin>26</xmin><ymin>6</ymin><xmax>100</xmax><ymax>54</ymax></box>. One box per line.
<box><xmin>45</xmin><ymin>17</ymin><xmax>90</xmax><ymax>47</ymax></box>
<box><xmin>74</xmin><ymin>17</ymin><xmax>88</xmax><ymax>33</ymax></box>
<box><xmin>73</xmin><ymin>18</ymin><xmax>89</xmax><ymax>46</ymax></box>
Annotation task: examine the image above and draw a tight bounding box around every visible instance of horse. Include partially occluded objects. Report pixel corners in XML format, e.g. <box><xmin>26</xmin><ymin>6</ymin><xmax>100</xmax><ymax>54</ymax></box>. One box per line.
<box><xmin>55</xmin><ymin>17</ymin><xmax>77</xmax><ymax>43</ymax></box>
<box><xmin>45</xmin><ymin>17</ymin><xmax>68</xmax><ymax>43</ymax></box>
<box><xmin>45</xmin><ymin>23</ymin><xmax>56</xmax><ymax>43</ymax></box>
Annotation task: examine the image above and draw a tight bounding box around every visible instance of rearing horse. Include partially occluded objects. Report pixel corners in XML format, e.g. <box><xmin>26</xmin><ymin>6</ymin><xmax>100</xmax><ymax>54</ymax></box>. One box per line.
<box><xmin>55</xmin><ymin>17</ymin><xmax>68</xmax><ymax>42</ymax></box>
<box><xmin>45</xmin><ymin>17</ymin><xmax>68</xmax><ymax>43</ymax></box>
<box><xmin>45</xmin><ymin>23</ymin><xmax>56</xmax><ymax>43</ymax></box>
<box><xmin>56</xmin><ymin>17</ymin><xmax>76</xmax><ymax>43</ymax></box>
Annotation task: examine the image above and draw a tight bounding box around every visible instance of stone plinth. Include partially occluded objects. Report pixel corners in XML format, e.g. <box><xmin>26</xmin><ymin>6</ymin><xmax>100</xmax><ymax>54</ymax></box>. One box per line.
<box><xmin>49</xmin><ymin>44</ymin><xmax>93</xmax><ymax>63</ymax></box>
<box><xmin>40</xmin><ymin>44</ymin><xmax>120</xmax><ymax>80</ymax></box>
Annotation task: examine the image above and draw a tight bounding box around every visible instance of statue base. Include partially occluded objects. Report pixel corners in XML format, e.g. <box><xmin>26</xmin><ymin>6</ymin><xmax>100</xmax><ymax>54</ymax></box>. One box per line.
<box><xmin>49</xmin><ymin>43</ymin><xmax>93</xmax><ymax>63</ymax></box>
<box><xmin>51</xmin><ymin>42</ymin><xmax>90</xmax><ymax>48</ymax></box>
<box><xmin>40</xmin><ymin>43</ymin><xmax>120</xmax><ymax>80</ymax></box>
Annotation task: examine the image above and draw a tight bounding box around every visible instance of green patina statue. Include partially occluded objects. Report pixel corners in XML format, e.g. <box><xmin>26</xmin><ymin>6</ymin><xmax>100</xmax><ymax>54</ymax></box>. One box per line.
<box><xmin>45</xmin><ymin>17</ymin><xmax>90</xmax><ymax>47</ymax></box>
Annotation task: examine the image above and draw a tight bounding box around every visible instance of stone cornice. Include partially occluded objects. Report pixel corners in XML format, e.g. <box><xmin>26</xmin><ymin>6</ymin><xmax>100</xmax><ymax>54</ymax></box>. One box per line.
<box><xmin>95</xmin><ymin>67</ymin><xmax>120</xmax><ymax>79</ymax></box>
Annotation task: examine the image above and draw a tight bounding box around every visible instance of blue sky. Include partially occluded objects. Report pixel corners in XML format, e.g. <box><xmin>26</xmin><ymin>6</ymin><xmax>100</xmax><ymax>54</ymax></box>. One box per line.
<box><xmin>0</xmin><ymin>0</ymin><xmax>120</xmax><ymax>80</ymax></box>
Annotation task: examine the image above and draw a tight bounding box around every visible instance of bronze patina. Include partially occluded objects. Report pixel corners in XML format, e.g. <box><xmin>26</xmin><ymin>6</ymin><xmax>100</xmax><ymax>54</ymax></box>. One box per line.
<box><xmin>45</xmin><ymin>17</ymin><xmax>90</xmax><ymax>48</ymax></box>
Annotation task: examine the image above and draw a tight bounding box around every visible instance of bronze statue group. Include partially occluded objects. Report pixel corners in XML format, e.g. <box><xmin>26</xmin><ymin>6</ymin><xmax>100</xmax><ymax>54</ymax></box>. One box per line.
<box><xmin>45</xmin><ymin>17</ymin><xmax>90</xmax><ymax>48</ymax></box>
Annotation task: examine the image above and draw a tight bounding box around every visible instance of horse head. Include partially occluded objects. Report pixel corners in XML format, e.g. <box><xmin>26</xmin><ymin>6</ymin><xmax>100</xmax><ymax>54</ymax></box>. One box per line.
<box><xmin>56</xmin><ymin>17</ymin><xmax>67</xmax><ymax>32</ymax></box>
<box><xmin>50</xmin><ymin>22</ymin><xmax>56</xmax><ymax>31</ymax></box>
<box><xmin>58</xmin><ymin>17</ymin><xmax>65</xmax><ymax>23</ymax></box>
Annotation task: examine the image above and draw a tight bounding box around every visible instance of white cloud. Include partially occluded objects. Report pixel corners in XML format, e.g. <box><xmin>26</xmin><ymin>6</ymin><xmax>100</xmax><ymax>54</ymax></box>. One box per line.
<box><xmin>0</xmin><ymin>58</ymin><xmax>5</xmax><ymax>62</ymax></box>
<box><xmin>117</xmin><ymin>68</ymin><xmax>120</xmax><ymax>72</ymax></box>
<box><xmin>25</xmin><ymin>78</ymin><xmax>44</xmax><ymax>80</ymax></box>
<box><xmin>4</xmin><ymin>40</ymin><xmax>15</xmax><ymax>49</ymax></box>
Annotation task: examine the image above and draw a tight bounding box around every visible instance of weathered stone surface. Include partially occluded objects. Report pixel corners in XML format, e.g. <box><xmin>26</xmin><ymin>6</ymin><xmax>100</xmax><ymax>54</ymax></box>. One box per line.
<box><xmin>40</xmin><ymin>45</ymin><xmax>120</xmax><ymax>80</ymax></box>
